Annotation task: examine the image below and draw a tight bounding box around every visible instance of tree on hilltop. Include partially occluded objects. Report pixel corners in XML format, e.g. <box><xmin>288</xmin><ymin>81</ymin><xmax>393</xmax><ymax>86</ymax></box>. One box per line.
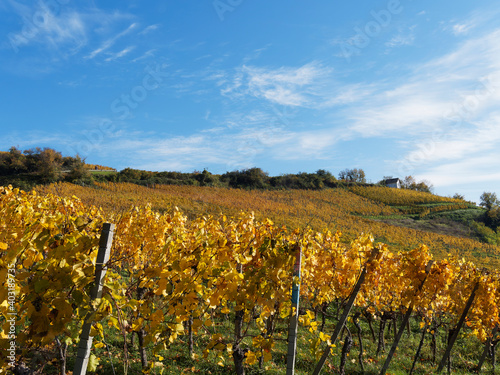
<box><xmin>0</xmin><ymin>147</ymin><xmax>27</xmax><ymax>175</ymax></box>
<box><xmin>0</xmin><ymin>146</ymin><xmax>98</xmax><ymax>185</ymax></box>
<box><xmin>478</xmin><ymin>192</ymin><xmax>500</xmax><ymax>233</ymax></box>
<box><xmin>401</xmin><ymin>175</ymin><xmax>433</xmax><ymax>193</ymax></box>
<box><xmin>338</xmin><ymin>168</ymin><xmax>366</xmax><ymax>183</ymax></box>
<box><xmin>64</xmin><ymin>155</ymin><xmax>91</xmax><ymax>182</ymax></box>
<box><xmin>23</xmin><ymin>147</ymin><xmax>63</xmax><ymax>182</ymax></box>
<box><xmin>480</xmin><ymin>192</ymin><xmax>499</xmax><ymax>211</ymax></box>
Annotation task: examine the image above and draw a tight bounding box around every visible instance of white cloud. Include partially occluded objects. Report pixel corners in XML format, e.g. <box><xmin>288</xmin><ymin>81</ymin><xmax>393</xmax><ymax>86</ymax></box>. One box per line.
<box><xmin>422</xmin><ymin>29</ymin><xmax>500</xmax><ymax>77</ymax></box>
<box><xmin>452</xmin><ymin>22</ymin><xmax>474</xmax><ymax>35</ymax></box>
<box><xmin>221</xmin><ymin>62</ymin><xmax>333</xmax><ymax>107</ymax></box>
<box><xmin>375</xmin><ymin>29</ymin><xmax>500</xmax><ymax>186</ymax></box>
<box><xmin>445</xmin><ymin>9</ymin><xmax>500</xmax><ymax>37</ymax></box>
<box><xmin>400</xmin><ymin>114</ymin><xmax>500</xmax><ymax>168</ymax></box>
<box><xmin>348</xmin><ymin>95</ymin><xmax>447</xmax><ymax>137</ymax></box>
<box><xmin>4</xmin><ymin>3</ymin><xmax>146</xmax><ymax>73</ymax></box>
<box><xmin>182</xmin><ymin>23</ymin><xmax>500</xmax><ymax>191</ymax></box>
<box><xmin>277</xmin><ymin>130</ymin><xmax>338</xmax><ymax>160</ymax></box>
<box><xmin>322</xmin><ymin>83</ymin><xmax>377</xmax><ymax>106</ymax></box>
<box><xmin>104</xmin><ymin>46</ymin><xmax>136</xmax><ymax>62</ymax></box>
<box><xmin>131</xmin><ymin>48</ymin><xmax>157</xmax><ymax>62</ymax></box>
<box><xmin>202</xmin><ymin>27</ymin><xmax>500</xmax><ymax>175</ymax></box>
<box><xmin>1</xmin><ymin>131</ymin><xmax>73</xmax><ymax>152</ymax></box>
<box><xmin>7</xmin><ymin>1</ymin><xmax>87</xmax><ymax>53</ymax></box>
<box><xmin>348</xmin><ymin>28</ymin><xmax>500</xmax><ymax>137</ymax></box>
<box><xmin>139</xmin><ymin>24</ymin><xmax>160</xmax><ymax>35</ymax></box>
<box><xmin>418</xmin><ymin>153</ymin><xmax>500</xmax><ymax>187</ymax></box>
<box><xmin>385</xmin><ymin>32</ymin><xmax>415</xmax><ymax>48</ymax></box>
<box><xmin>71</xmin><ymin>107</ymin><xmax>339</xmax><ymax>171</ymax></box>
<box><xmin>86</xmin><ymin>22</ymin><xmax>138</xmax><ymax>59</ymax></box>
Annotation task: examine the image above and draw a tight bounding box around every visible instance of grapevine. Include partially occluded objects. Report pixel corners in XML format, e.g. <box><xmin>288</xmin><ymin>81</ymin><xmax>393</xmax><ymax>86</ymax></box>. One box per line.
<box><xmin>1</xmin><ymin>185</ymin><xmax>499</xmax><ymax>374</ymax></box>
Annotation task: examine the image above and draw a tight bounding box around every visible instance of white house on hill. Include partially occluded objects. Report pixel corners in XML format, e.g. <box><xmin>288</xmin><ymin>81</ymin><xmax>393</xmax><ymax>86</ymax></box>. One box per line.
<box><xmin>385</xmin><ymin>178</ymin><xmax>401</xmax><ymax>189</ymax></box>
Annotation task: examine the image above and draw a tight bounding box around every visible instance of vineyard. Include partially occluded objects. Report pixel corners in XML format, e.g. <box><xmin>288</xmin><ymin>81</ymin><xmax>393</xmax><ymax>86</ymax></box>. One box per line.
<box><xmin>348</xmin><ymin>186</ymin><xmax>464</xmax><ymax>207</ymax></box>
<box><xmin>348</xmin><ymin>186</ymin><xmax>476</xmax><ymax>218</ymax></box>
<box><xmin>1</xmin><ymin>185</ymin><xmax>500</xmax><ymax>374</ymax></box>
<box><xmin>37</xmin><ymin>182</ymin><xmax>500</xmax><ymax>269</ymax></box>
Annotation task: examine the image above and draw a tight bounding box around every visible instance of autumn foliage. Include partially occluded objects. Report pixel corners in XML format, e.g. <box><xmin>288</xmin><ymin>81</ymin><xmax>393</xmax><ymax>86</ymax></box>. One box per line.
<box><xmin>37</xmin><ymin>182</ymin><xmax>500</xmax><ymax>269</ymax></box>
<box><xmin>1</xmin><ymin>185</ymin><xmax>500</xmax><ymax>373</ymax></box>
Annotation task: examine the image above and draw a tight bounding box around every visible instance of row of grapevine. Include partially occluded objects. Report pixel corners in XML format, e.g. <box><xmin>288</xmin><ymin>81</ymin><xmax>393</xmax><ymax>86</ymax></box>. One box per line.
<box><xmin>348</xmin><ymin>185</ymin><xmax>466</xmax><ymax>206</ymax></box>
<box><xmin>1</xmin><ymin>185</ymin><xmax>499</xmax><ymax>374</ymax></box>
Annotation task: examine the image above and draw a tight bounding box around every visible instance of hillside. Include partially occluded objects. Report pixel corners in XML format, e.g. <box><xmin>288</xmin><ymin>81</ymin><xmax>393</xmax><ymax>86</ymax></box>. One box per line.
<box><xmin>3</xmin><ymin>146</ymin><xmax>497</xmax><ymax>266</ymax></box>
<box><xmin>36</xmin><ymin>181</ymin><xmax>500</xmax><ymax>269</ymax></box>
<box><xmin>3</xmin><ymin>184</ymin><xmax>499</xmax><ymax>375</ymax></box>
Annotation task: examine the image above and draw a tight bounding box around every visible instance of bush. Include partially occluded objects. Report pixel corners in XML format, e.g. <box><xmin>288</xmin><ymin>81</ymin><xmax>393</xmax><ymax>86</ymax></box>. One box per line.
<box><xmin>471</xmin><ymin>221</ymin><xmax>500</xmax><ymax>245</ymax></box>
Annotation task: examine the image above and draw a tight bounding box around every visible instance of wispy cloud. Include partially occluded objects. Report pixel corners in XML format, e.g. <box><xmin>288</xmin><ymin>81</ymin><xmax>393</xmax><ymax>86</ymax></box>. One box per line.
<box><xmin>242</xmin><ymin>45</ymin><xmax>271</xmax><ymax>64</ymax></box>
<box><xmin>404</xmin><ymin>116</ymin><xmax>500</xmax><ymax>166</ymax></box>
<box><xmin>191</xmin><ymin>24</ymin><xmax>500</xmax><ymax>185</ymax></box>
<box><xmin>203</xmin><ymin>25</ymin><xmax>500</xmax><ymax>185</ymax></box>
<box><xmin>104</xmin><ymin>46</ymin><xmax>136</xmax><ymax>62</ymax></box>
<box><xmin>419</xmin><ymin>152</ymin><xmax>500</xmax><ymax>189</ymax></box>
<box><xmin>444</xmin><ymin>9</ymin><xmax>500</xmax><ymax>37</ymax></box>
<box><xmin>348</xmin><ymin>28</ymin><xmax>500</xmax><ymax>137</ymax></box>
<box><xmin>6</xmin><ymin>1</ymin><xmax>86</xmax><ymax>53</ymax></box>
<box><xmin>99</xmin><ymin>124</ymin><xmax>337</xmax><ymax>172</ymax></box>
<box><xmin>86</xmin><ymin>22</ymin><xmax>138</xmax><ymax>59</ymax></box>
<box><xmin>320</xmin><ymin>83</ymin><xmax>377</xmax><ymax>108</ymax></box>
<box><xmin>452</xmin><ymin>22</ymin><xmax>475</xmax><ymax>35</ymax></box>
<box><xmin>370</xmin><ymin>28</ymin><xmax>500</xmax><ymax>185</ymax></box>
<box><xmin>348</xmin><ymin>93</ymin><xmax>449</xmax><ymax>137</ymax></box>
<box><xmin>1</xmin><ymin>130</ymin><xmax>72</xmax><ymax>151</ymax></box>
<box><xmin>3</xmin><ymin>3</ymin><xmax>146</xmax><ymax>75</ymax></box>
<box><xmin>221</xmin><ymin>62</ymin><xmax>333</xmax><ymax>107</ymax></box>
<box><xmin>131</xmin><ymin>48</ymin><xmax>157</xmax><ymax>62</ymax></box>
<box><xmin>58</xmin><ymin>75</ymin><xmax>87</xmax><ymax>87</ymax></box>
<box><xmin>385</xmin><ymin>30</ymin><xmax>415</xmax><ymax>48</ymax></box>
<box><xmin>139</xmin><ymin>24</ymin><xmax>160</xmax><ymax>35</ymax></box>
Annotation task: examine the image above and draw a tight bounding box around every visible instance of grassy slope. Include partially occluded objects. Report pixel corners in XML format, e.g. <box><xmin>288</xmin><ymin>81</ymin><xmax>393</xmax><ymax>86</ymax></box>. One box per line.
<box><xmin>347</xmin><ymin>185</ymin><xmax>483</xmax><ymax>238</ymax></box>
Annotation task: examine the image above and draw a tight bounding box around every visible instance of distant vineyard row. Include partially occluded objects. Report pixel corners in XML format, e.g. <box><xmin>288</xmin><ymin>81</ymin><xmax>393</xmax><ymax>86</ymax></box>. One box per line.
<box><xmin>348</xmin><ymin>185</ymin><xmax>468</xmax><ymax>206</ymax></box>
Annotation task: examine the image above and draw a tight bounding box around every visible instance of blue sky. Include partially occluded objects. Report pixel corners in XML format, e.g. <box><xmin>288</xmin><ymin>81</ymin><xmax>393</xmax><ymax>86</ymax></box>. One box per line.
<box><xmin>1</xmin><ymin>0</ymin><xmax>500</xmax><ymax>203</ymax></box>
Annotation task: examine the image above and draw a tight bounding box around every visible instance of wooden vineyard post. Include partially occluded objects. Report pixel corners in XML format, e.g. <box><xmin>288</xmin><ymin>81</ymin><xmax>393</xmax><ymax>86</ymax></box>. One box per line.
<box><xmin>74</xmin><ymin>223</ymin><xmax>115</xmax><ymax>375</ymax></box>
<box><xmin>286</xmin><ymin>245</ymin><xmax>302</xmax><ymax>375</ymax></box>
<box><xmin>437</xmin><ymin>281</ymin><xmax>480</xmax><ymax>373</ymax></box>
<box><xmin>476</xmin><ymin>324</ymin><xmax>498</xmax><ymax>372</ymax></box>
<box><xmin>409</xmin><ymin>323</ymin><xmax>428</xmax><ymax>375</ymax></box>
<box><xmin>312</xmin><ymin>247</ymin><xmax>379</xmax><ymax>375</ymax></box>
<box><xmin>379</xmin><ymin>260</ymin><xmax>433</xmax><ymax>375</ymax></box>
